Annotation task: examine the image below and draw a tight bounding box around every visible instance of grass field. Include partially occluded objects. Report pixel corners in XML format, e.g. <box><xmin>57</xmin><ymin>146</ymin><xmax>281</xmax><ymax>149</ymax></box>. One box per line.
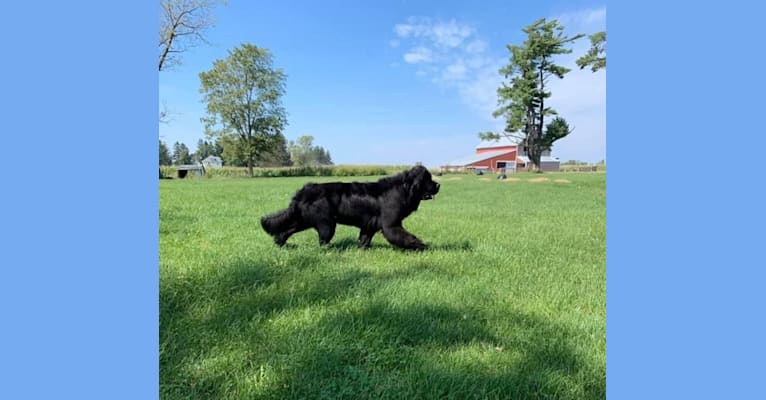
<box><xmin>159</xmin><ymin>171</ymin><xmax>606</xmax><ymax>399</ymax></box>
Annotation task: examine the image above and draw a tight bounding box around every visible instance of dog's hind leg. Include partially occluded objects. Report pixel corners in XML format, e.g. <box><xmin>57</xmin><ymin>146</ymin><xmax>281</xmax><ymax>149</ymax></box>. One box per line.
<box><xmin>358</xmin><ymin>228</ymin><xmax>377</xmax><ymax>249</ymax></box>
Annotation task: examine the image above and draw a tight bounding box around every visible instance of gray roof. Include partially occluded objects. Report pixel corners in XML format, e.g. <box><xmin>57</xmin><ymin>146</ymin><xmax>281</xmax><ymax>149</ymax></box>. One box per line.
<box><xmin>445</xmin><ymin>149</ymin><xmax>516</xmax><ymax>166</ymax></box>
<box><xmin>177</xmin><ymin>164</ymin><xmax>204</xmax><ymax>170</ymax></box>
<box><xmin>517</xmin><ymin>156</ymin><xmax>559</xmax><ymax>163</ymax></box>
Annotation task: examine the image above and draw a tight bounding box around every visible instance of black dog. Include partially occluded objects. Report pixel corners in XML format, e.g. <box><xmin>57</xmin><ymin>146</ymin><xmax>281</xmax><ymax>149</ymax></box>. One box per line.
<box><xmin>261</xmin><ymin>165</ymin><xmax>440</xmax><ymax>250</ymax></box>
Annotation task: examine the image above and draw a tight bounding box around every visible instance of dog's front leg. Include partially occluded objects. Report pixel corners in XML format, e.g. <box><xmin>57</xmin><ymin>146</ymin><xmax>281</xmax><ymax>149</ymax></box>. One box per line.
<box><xmin>382</xmin><ymin>225</ymin><xmax>427</xmax><ymax>251</ymax></box>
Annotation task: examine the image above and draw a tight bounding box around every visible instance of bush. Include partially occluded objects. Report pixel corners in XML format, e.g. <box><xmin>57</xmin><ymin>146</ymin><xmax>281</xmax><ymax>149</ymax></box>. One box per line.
<box><xmin>160</xmin><ymin>166</ymin><xmax>177</xmax><ymax>178</ymax></box>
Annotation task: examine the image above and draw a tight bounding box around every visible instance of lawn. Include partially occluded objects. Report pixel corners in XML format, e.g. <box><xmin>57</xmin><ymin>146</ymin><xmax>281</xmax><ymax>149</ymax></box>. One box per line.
<box><xmin>159</xmin><ymin>171</ymin><xmax>606</xmax><ymax>399</ymax></box>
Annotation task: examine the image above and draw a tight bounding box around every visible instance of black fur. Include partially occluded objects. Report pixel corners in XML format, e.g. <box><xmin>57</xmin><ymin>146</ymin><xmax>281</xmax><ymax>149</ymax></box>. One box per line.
<box><xmin>261</xmin><ymin>165</ymin><xmax>440</xmax><ymax>250</ymax></box>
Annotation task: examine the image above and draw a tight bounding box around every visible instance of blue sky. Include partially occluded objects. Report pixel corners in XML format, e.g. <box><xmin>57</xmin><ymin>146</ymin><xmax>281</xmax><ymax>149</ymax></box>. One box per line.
<box><xmin>159</xmin><ymin>0</ymin><xmax>606</xmax><ymax>167</ymax></box>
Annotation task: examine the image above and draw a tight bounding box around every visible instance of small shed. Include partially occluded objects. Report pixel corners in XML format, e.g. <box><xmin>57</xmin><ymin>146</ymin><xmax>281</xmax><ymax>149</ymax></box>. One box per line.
<box><xmin>176</xmin><ymin>164</ymin><xmax>205</xmax><ymax>179</ymax></box>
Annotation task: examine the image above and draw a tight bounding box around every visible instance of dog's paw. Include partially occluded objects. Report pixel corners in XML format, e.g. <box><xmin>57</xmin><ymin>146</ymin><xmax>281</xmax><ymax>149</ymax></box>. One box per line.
<box><xmin>274</xmin><ymin>235</ymin><xmax>288</xmax><ymax>247</ymax></box>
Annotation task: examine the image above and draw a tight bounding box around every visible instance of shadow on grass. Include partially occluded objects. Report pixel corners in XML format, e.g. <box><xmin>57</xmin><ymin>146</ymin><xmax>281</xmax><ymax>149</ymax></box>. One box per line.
<box><xmin>322</xmin><ymin>237</ymin><xmax>473</xmax><ymax>252</ymax></box>
<box><xmin>325</xmin><ymin>237</ymin><xmax>360</xmax><ymax>251</ymax></box>
<box><xmin>160</xmin><ymin>254</ymin><xmax>602</xmax><ymax>400</ymax></box>
<box><xmin>429</xmin><ymin>240</ymin><xmax>473</xmax><ymax>252</ymax></box>
<box><xmin>262</xmin><ymin>304</ymin><xmax>604</xmax><ymax>400</ymax></box>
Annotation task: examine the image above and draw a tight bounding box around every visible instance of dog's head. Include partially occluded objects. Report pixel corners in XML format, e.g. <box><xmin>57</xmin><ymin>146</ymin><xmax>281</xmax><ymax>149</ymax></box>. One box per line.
<box><xmin>406</xmin><ymin>165</ymin><xmax>440</xmax><ymax>201</ymax></box>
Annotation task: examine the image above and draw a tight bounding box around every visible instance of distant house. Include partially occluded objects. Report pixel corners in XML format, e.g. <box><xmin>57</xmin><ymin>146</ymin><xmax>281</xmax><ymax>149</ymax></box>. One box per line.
<box><xmin>442</xmin><ymin>137</ymin><xmax>560</xmax><ymax>173</ymax></box>
<box><xmin>201</xmin><ymin>155</ymin><xmax>223</xmax><ymax>168</ymax></box>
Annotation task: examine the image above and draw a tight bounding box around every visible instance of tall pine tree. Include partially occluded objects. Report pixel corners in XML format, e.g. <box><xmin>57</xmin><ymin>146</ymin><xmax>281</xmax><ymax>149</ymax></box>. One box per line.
<box><xmin>483</xmin><ymin>18</ymin><xmax>582</xmax><ymax>171</ymax></box>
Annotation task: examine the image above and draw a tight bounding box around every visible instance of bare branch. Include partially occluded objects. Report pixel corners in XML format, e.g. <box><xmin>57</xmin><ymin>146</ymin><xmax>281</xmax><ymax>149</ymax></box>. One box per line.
<box><xmin>159</xmin><ymin>0</ymin><xmax>226</xmax><ymax>71</ymax></box>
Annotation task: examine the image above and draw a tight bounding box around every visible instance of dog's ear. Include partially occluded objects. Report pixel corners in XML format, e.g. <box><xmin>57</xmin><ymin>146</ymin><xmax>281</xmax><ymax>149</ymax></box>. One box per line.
<box><xmin>407</xmin><ymin>166</ymin><xmax>425</xmax><ymax>200</ymax></box>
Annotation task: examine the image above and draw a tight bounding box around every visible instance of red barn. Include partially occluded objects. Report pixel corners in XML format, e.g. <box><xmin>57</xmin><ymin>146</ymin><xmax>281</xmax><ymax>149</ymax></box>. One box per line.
<box><xmin>442</xmin><ymin>137</ymin><xmax>560</xmax><ymax>173</ymax></box>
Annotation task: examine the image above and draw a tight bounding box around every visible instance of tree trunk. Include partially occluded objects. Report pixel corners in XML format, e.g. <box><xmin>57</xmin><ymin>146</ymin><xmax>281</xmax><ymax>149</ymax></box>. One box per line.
<box><xmin>536</xmin><ymin>64</ymin><xmax>545</xmax><ymax>172</ymax></box>
<box><xmin>531</xmin><ymin>142</ymin><xmax>542</xmax><ymax>173</ymax></box>
<box><xmin>247</xmin><ymin>158</ymin><xmax>254</xmax><ymax>177</ymax></box>
<box><xmin>159</xmin><ymin>31</ymin><xmax>175</xmax><ymax>71</ymax></box>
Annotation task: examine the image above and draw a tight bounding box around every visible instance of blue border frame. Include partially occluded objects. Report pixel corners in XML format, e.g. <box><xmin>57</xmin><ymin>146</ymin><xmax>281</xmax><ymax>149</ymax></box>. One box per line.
<box><xmin>2</xmin><ymin>2</ymin><xmax>158</xmax><ymax>399</ymax></box>
<box><xmin>3</xmin><ymin>2</ymin><xmax>765</xmax><ymax>399</ymax></box>
<box><xmin>608</xmin><ymin>2</ymin><xmax>765</xmax><ymax>399</ymax></box>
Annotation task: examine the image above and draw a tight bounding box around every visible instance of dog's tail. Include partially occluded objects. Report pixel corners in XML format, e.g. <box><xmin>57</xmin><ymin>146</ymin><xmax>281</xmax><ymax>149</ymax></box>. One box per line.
<box><xmin>260</xmin><ymin>205</ymin><xmax>297</xmax><ymax>236</ymax></box>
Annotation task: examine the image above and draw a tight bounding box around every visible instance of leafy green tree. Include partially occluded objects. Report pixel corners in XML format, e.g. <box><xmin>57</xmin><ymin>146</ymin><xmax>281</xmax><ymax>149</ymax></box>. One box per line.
<box><xmin>159</xmin><ymin>140</ymin><xmax>172</xmax><ymax>166</ymax></box>
<box><xmin>193</xmin><ymin>139</ymin><xmax>221</xmax><ymax>162</ymax></box>
<box><xmin>288</xmin><ymin>135</ymin><xmax>333</xmax><ymax>167</ymax></box>
<box><xmin>576</xmin><ymin>31</ymin><xmax>606</xmax><ymax>72</ymax></box>
<box><xmin>219</xmin><ymin>136</ymin><xmax>247</xmax><ymax>167</ymax></box>
<box><xmin>199</xmin><ymin>43</ymin><xmax>287</xmax><ymax>177</ymax></box>
<box><xmin>217</xmin><ymin>125</ymin><xmax>290</xmax><ymax>168</ymax></box>
<box><xmin>289</xmin><ymin>135</ymin><xmax>314</xmax><ymax>167</ymax></box>
<box><xmin>172</xmin><ymin>141</ymin><xmax>192</xmax><ymax>165</ymax></box>
<box><xmin>483</xmin><ymin>18</ymin><xmax>581</xmax><ymax>171</ymax></box>
<box><xmin>258</xmin><ymin>133</ymin><xmax>293</xmax><ymax>167</ymax></box>
<box><xmin>315</xmin><ymin>147</ymin><xmax>333</xmax><ymax>166</ymax></box>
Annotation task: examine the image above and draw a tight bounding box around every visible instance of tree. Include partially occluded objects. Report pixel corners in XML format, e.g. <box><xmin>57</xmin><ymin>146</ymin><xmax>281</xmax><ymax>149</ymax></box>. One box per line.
<box><xmin>288</xmin><ymin>135</ymin><xmax>314</xmax><ymax>167</ymax></box>
<box><xmin>288</xmin><ymin>135</ymin><xmax>333</xmax><ymax>167</ymax></box>
<box><xmin>193</xmin><ymin>139</ymin><xmax>221</xmax><ymax>162</ymax></box>
<box><xmin>219</xmin><ymin>136</ymin><xmax>247</xmax><ymax>167</ymax></box>
<box><xmin>159</xmin><ymin>140</ymin><xmax>172</xmax><ymax>166</ymax></box>
<box><xmin>316</xmin><ymin>147</ymin><xmax>333</xmax><ymax>166</ymax></box>
<box><xmin>172</xmin><ymin>141</ymin><xmax>192</xmax><ymax>165</ymax></box>
<box><xmin>218</xmin><ymin>133</ymin><xmax>290</xmax><ymax>167</ymax></box>
<box><xmin>159</xmin><ymin>0</ymin><xmax>226</xmax><ymax>71</ymax></box>
<box><xmin>484</xmin><ymin>18</ymin><xmax>582</xmax><ymax>171</ymax></box>
<box><xmin>576</xmin><ymin>31</ymin><xmax>606</xmax><ymax>72</ymax></box>
<box><xmin>199</xmin><ymin>43</ymin><xmax>287</xmax><ymax>177</ymax></box>
<box><xmin>259</xmin><ymin>133</ymin><xmax>293</xmax><ymax>167</ymax></box>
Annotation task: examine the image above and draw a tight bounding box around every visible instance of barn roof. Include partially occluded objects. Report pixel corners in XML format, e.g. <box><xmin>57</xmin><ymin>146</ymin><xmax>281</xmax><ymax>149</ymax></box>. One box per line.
<box><xmin>445</xmin><ymin>149</ymin><xmax>515</xmax><ymax>166</ymax></box>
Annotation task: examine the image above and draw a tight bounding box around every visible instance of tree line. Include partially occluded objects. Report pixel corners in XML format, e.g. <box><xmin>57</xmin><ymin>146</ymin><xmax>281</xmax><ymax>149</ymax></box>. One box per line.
<box><xmin>159</xmin><ymin>134</ymin><xmax>333</xmax><ymax>167</ymax></box>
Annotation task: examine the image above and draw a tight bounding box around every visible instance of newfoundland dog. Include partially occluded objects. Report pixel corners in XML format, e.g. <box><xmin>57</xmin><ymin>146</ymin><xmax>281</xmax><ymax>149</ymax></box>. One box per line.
<box><xmin>261</xmin><ymin>165</ymin><xmax>440</xmax><ymax>250</ymax></box>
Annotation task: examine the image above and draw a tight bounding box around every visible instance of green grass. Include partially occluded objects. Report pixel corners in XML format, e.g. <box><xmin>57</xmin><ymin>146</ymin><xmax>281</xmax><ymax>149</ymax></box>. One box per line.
<box><xmin>160</xmin><ymin>172</ymin><xmax>605</xmax><ymax>399</ymax></box>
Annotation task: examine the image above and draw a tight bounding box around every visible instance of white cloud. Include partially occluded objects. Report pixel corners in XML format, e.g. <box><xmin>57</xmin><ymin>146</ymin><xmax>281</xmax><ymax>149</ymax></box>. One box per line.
<box><xmin>465</xmin><ymin>40</ymin><xmax>487</xmax><ymax>54</ymax></box>
<box><xmin>394</xmin><ymin>23</ymin><xmax>415</xmax><ymax>38</ymax></box>
<box><xmin>457</xmin><ymin>60</ymin><xmax>504</xmax><ymax>120</ymax></box>
<box><xmin>403</xmin><ymin>46</ymin><xmax>433</xmax><ymax>64</ymax></box>
<box><xmin>389</xmin><ymin>39</ymin><xmax>400</xmax><ymax>48</ymax></box>
<box><xmin>443</xmin><ymin>61</ymin><xmax>468</xmax><ymax>81</ymax></box>
<box><xmin>391</xmin><ymin>17</ymin><xmax>503</xmax><ymax>123</ymax></box>
<box><xmin>430</xmin><ymin>20</ymin><xmax>473</xmax><ymax>48</ymax></box>
<box><xmin>393</xmin><ymin>17</ymin><xmax>474</xmax><ymax>48</ymax></box>
<box><xmin>553</xmin><ymin>7</ymin><xmax>606</xmax><ymax>36</ymax></box>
